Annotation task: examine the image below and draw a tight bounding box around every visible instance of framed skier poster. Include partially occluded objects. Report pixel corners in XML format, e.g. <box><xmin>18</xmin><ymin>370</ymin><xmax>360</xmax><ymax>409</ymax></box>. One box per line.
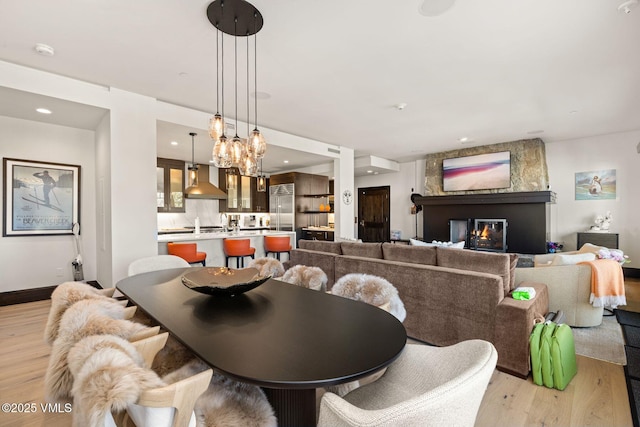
<box><xmin>3</xmin><ymin>158</ymin><xmax>80</xmax><ymax>236</ymax></box>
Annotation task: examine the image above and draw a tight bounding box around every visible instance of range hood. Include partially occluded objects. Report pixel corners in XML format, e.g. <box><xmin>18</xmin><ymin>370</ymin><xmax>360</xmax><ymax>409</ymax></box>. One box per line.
<box><xmin>184</xmin><ymin>164</ymin><xmax>227</xmax><ymax>199</ymax></box>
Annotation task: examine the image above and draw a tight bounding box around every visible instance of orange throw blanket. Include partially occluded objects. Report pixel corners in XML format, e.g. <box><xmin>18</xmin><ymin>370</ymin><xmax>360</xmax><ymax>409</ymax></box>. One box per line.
<box><xmin>579</xmin><ymin>259</ymin><xmax>626</xmax><ymax>308</ymax></box>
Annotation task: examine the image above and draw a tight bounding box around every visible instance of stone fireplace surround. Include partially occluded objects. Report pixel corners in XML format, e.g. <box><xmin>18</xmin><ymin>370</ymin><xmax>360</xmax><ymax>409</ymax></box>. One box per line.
<box><xmin>415</xmin><ymin>191</ymin><xmax>555</xmax><ymax>255</ymax></box>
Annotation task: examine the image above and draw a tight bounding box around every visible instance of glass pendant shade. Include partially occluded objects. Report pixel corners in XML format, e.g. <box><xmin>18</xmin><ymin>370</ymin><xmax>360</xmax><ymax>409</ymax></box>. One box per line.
<box><xmin>250</xmin><ymin>129</ymin><xmax>266</xmax><ymax>159</ymax></box>
<box><xmin>238</xmin><ymin>152</ymin><xmax>257</xmax><ymax>176</ymax></box>
<box><xmin>230</xmin><ymin>136</ymin><xmax>245</xmax><ymax>165</ymax></box>
<box><xmin>188</xmin><ymin>165</ymin><xmax>199</xmax><ymax>187</ymax></box>
<box><xmin>212</xmin><ymin>135</ymin><xmax>232</xmax><ymax>168</ymax></box>
<box><xmin>226</xmin><ymin>168</ymin><xmax>237</xmax><ymax>189</ymax></box>
<box><xmin>257</xmin><ymin>174</ymin><xmax>266</xmax><ymax>192</ymax></box>
<box><xmin>209</xmin><ymin>114</ymin><xmax>225</xmax><ymax>140</ymax></box>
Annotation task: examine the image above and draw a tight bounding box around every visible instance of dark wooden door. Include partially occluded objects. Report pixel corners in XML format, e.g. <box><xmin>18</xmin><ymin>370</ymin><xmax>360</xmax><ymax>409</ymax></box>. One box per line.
<box><xmin>357</xmin><ymin>186</ymin><xmax>390</xmax><ymax>242</ymax></box>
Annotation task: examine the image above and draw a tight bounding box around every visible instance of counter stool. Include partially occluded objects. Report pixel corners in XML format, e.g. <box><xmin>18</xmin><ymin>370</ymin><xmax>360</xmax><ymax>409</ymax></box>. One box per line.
<box><xmin>167</xmin><ymin>242</ymin><xmax>207</xmax><ymax>266</ymax></box>
<box><xmin>264</xmin><ymin>235</ymin><xmax>292</xmax><ymax>261</ymax></box>
<box><xmin>223</xmin><ymin>238</ymin><xmax>255</xmax><ymax>268</ymax></box>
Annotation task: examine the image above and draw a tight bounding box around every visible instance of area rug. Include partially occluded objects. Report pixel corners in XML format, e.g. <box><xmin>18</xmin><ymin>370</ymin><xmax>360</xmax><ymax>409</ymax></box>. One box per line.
<box><xmin>615</xmin><ymin>309</ymin><xmax>640</xmax><ymax>427</ymax></box>
<box><xmin>571</xmin><ymin>315</ymin><xmax>626</xmax><ymax>365</ymax></box>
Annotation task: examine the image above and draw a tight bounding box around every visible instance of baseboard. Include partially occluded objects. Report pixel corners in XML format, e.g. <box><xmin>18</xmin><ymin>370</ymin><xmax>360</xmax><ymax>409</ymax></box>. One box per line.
<box><xmin>0</xmin><ymin>280</ymin><xmax>104</xmax><ymax>306</ymax></box>
<box><xmin>624</xmin><ymin>267</ymin><xmax>640</xmax><ymax>279</ymax></box>
<box><xmin>0</xmin><ymin>286</ymin><xmax>57</xmax><ymax>306</ymax></box>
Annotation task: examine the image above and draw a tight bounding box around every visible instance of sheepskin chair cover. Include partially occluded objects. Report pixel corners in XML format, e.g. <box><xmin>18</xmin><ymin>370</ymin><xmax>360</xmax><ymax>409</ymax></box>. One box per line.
<box><xmin>280</xmin><ymin>265</ymin><xmax>328</xmax><ymax>291</ymax></box>
<box><xmin>45</xmin><ymin>281</ymin><xmax>122</xmax><ymax>345</ymax></box>
<box><xmin>164</xmin><ymin>359</ymin><xmax>277</xmax><ymax>427</ymax></box>
<box><xmin>248</xmin><ymin>257</ymin><xmax>285</xmax><ymax>278</ymax></box>
<box><xmin>45</xmin><ymin>299</ymin><xmax>154</xmax><ymax>403</ymax></box>
<box><xmin>67</xmin><ymin>335</ymin><xmax>165</xmax><ymax>427</ymax></box>
<box><xmin>332</xmin><ymin>273</ymin><xmax>406</xmax><ymax>322</ymax></box>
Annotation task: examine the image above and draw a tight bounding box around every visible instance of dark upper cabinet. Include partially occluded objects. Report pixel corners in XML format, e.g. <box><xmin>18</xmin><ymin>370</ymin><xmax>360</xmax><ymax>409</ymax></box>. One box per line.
<box><xmin>157</xmin><ymin>158</ymin><xmax>185</xmax><ymax>213</ymax></box>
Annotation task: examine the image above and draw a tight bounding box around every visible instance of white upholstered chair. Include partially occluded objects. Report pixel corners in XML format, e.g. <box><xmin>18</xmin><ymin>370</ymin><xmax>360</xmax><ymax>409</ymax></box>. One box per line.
<box><xmin>318</xmin><ymin>340</ymin><xmax>497</xmax><ymax>427</ymax></box>
<box><xmin>128</xmin><ymin>255</ymin><xmax>190</xmax><ymax>276</ymax></box>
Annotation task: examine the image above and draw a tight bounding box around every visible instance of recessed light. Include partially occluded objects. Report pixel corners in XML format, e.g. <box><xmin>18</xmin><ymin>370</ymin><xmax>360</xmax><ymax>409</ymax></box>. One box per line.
<box><xmin>395</xmin><ymin>103</ymin><xmax>407</xmax><ymax>111</ymax></box>
<box><xmin>36</xmin><ymin>108</ymin><xmax>52</xmax><ymax>114</ymax></box>
<box><xmin>569</xmin><ymin>110</ymin><xmax>579</xmax><ymax>114</ymax></box>
<box><xmin>367</xmin><ymin>170</ymin><xmax>373</xmax><ymax>174</ymax></box>
<box><xmin>419</xmin><ymin>0</ymin><xmax>456</xmax><ymax>17</ymax></box>
<box><xmin>34</xmin><ymin>43</ymin><xmax>55</xmax><ymax>56</ymax></box>
<box><xmin>170</xmin><ymin>141</ymin><xmax>179</xmax><ymax>146</ymax></box>
<box><xmin>459</xmin><ymin>137</ymin><xmax>469</xmax><ymax>143</ymax></box>
<box><xmin>283</xmin><ymin>160</ymin><xmax>289</xmax><ymax>164</ymax></box>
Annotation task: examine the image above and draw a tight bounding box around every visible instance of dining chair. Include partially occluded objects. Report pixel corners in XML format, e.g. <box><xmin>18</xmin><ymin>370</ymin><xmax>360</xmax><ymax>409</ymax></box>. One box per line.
<box><xmin>128</xmin><ymin>255</ymin><xmax>190</xmax><ymax>276</ymax></box>
<box><xmin>45</xmin><ymin>281</ymin><xmax>133</xmax><ymax>345</ymax></box>
<box><xmin>331</xmin><ymin>273</ymin><xmax>406</xmax><ymax>322</ymax></box>
<box><xmin>167</xmin><ymin>242</ymin><xmax>207</xmax><ymax>266</ymax></box>
<box><xmin>263</xmin><ymin>235</ymin><xmax>292</xmax><ymax>261</ymax></box>
<box><xmin>318</xmin><ymin>340</ymin><xmax>498</xmax><ymax>427</ymax></box>
<box><xmin>45</xmin><ymin>299</ymin><xmax>160</xmax><ymax>403</ymax></box>
<box><xmin>223</xmin><ymin>238</ymin><xmax>256</xmax><ymax>268</ymax></box>
<box><xmin>279</xmin><ymin>264</ymin><xmax>327</xmax><ymax>291</ymax></box>
<box><xmin>248</xmin><ymin>257</ymin><xmax>285</xmax><ymax>278</ymax></box>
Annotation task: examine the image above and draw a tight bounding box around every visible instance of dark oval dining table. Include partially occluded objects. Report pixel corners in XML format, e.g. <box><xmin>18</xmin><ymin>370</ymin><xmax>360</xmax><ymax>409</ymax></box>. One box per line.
<box><xmin>117</xmin><ymin>267</ymin><xmax>407</xmax><ymax>426</ymax></box>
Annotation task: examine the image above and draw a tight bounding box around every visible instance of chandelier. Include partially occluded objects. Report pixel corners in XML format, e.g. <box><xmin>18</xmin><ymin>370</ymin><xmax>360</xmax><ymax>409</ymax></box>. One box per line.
<box><xmin>208</xmin><ymin>0</ymin><xmax>266</xmax><ymax>176</ymax></box>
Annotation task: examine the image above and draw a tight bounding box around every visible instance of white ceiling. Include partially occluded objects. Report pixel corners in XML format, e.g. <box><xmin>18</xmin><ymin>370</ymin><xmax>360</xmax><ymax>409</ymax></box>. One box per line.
<box><xmin>1</xmin><ymin>0</ymin><xmax>640</xmax><ymax>173</ymax></box>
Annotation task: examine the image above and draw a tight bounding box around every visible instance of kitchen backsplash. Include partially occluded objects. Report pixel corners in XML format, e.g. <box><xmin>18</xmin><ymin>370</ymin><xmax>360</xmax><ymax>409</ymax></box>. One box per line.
<box><xmin>158</xmin><ymin>199</ymin><xmax>270</xmax><ymax>229</ymax></box>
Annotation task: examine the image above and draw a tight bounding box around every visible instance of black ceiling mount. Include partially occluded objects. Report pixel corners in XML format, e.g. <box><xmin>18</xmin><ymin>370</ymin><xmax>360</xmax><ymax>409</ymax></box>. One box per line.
<box><xmin>207</xmin><ymin>0</ymin><xmax>264</xmax><ymax>36</ymax></box>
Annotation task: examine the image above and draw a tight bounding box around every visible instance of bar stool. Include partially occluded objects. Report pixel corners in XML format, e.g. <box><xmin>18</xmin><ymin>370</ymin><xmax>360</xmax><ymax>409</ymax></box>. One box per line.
<box><xmin>264</xmin><ymin>235</ymin><xmax>292</xmax><ymax>261</ymax></box>
<box><xmin>223</xmin><ymin>238</ymin><xmax>255</xmax><ymax>268</ymax></box>
<box><xmin>167</xmin><ymin>242</ymin><xmax>207</xmax><ymax>266</ymax></box>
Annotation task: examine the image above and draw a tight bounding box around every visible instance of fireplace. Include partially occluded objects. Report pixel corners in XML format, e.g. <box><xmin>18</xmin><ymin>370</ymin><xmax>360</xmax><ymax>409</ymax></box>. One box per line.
<box><xmin>417</xmin><ymin>191</ymin><xmax>555</xmax><ymax>254</ymax></box>
<box><xmin>449</xmin><ymin>218</ymin><xmax>507</xmax><ymax>252</ymax></box>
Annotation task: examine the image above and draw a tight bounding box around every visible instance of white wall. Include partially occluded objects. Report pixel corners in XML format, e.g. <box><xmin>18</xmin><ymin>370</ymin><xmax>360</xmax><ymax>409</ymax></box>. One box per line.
<box><xmin>0</xmin><ymin>116</ymin><xmax>97</xmax><ymax>292</ymax></box>
<box><xmin>354</xmin><ymin>160</ymin><xmax>425</xmax><ymax>241</ymax></box>
<box><xmin>545</xmin><ymin>130</ymin><xmax>640</xmax><ymax>268</ymax></box>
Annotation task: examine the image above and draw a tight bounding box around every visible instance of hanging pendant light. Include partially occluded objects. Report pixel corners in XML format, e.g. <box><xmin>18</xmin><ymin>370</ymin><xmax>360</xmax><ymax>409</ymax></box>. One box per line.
<box><xmin>249</xmin><ymin>10</ymin><xmax>266</xmax><ymax>159</ymax></box>
<box><xmin>207</xmin><ymin>0</ymin><xmax>266</xmax><ymax>174</ymax></box>
<box><xmin>257</xmin><ymin>158</ymin><xmax>266</xmax><ymax>192</ymax></box>
<box><xmin>209</xmin><ymin>26</ymin><xmax>225</xmax><ymax>141</ymax></box>
<box><xmin>188</xmin><ymin>132</ymin><xmax>199</xmax><ymax>187</ymax></box>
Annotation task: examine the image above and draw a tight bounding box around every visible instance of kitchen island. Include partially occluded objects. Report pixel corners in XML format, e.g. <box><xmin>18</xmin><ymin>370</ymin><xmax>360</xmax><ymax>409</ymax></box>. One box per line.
<box><xmin>158</xmin><ymin>230</ymin><xmax>296</xmax><ymax>267</ymax></box>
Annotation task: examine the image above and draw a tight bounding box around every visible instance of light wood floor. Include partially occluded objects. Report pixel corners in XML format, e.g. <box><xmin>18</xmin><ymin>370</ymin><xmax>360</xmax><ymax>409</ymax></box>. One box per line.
<box><xmin>1</xmin><ymin>278</ymin><xmax>638</xmax><ymax>426</ymax></box>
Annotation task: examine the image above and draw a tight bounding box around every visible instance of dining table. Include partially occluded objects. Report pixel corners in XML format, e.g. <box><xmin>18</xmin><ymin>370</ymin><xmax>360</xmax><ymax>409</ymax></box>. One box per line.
<box><xmin>116</xmin><ymin>267</ymin><xmax>407</xmax><ymax>426</ymax></box>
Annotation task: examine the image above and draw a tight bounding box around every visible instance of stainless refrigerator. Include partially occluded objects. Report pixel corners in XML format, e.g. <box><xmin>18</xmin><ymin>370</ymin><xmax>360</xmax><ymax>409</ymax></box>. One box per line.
<box><xmin>269</xmin><ymin>183</ymin><xmax>295</xmax><ymax>231</ymax></box>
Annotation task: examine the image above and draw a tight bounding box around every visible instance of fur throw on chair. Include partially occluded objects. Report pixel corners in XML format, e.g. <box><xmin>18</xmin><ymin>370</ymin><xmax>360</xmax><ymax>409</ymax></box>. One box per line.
<box><xmin>45</xmin><ymin>281</ymin><xmax>121</xmax><ymax>345</ymax></box>
<box><xmin>332</xmin><ymin>273</ymin><xmax>406</xmax><ymax>322</ymax></box>
<box><xmin>164</xmin><ymin>359</ymin><xmax>277</xmax><ymax>427</ymax></box>
<box><xmin>248</xmin><ymin>257</ymin><xmax>285</xmax><ymax>278</ymax></box>
<box><xmin>280</xmin><ymin>265</ymin><xmax>327</xmax><ymax>291</ymax></box>
<box><xmin>45</xmin><ymin>299</ymin><xmax>155</xmax><ymax>403</ymax></box>
<box><xmin>68</xmin><ymin>335</ymin><xmax>165</xmax><ymax>427</ymax></box>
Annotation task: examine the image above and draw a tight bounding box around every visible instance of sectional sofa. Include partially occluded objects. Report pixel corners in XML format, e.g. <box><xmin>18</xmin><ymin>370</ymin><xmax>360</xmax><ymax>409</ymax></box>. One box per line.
<box><xmin>286</xmin><ymin>240</ymin><xmax>549</xmax><ymax>378</ymax></box>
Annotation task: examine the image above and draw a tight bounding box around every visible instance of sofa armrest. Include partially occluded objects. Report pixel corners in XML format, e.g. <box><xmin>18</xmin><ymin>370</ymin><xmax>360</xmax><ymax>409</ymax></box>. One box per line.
<box><xmin>494</xmin><ymin>281</ymin><xmax>548</xmax><ymax>378</ymax></box>
<box><xmin>515</xmin><ymin>265</ymin><xmax>602</xmax><ymax>326</ymax></box>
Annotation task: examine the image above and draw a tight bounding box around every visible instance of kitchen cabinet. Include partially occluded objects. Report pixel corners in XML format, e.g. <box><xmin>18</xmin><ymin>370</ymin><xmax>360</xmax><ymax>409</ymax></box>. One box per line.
<box><xmin>218</xmin><ymin>168</ymin><xmax>269</xmax><ymax>212</ymax></box>
<box><xmin>302</xmin><ymin>229</ymin><xmax>334</xmax><ymax>241</ymax></box>
<box><xmin>157</xmin><ymin>158</ymin><xmax>185</xmax><ymax>213</ymax></box>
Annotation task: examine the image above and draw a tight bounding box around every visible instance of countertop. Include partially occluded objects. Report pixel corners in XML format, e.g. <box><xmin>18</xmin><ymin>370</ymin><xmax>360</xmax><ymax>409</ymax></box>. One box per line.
<box><xmin>157</xmin><ymin>229</ymin><xmax>295</xmax><ymax>242</ymax></box>
<box><xmin>158</xmin><ymin>226</ymin><xmax>271</xmax><ymax>235</ymax></box>
<box><xmin>302</xmin><ymin>226</ymin><xmax>335</xmax><ymax>231</ymax></box>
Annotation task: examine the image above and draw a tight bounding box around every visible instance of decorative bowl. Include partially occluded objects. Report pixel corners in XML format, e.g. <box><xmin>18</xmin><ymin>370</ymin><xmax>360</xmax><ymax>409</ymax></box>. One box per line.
<box><xmin>181</xmin><ymin>267</ymin><xmax>270</xmax><ymax>297</ymax></box>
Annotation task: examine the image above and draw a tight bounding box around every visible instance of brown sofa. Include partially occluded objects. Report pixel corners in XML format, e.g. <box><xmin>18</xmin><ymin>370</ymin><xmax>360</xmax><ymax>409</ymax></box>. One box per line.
<box><xmin>286</xmin><ymin>240</ymin><xmax>549</xmax><ymax>378</ymax></box>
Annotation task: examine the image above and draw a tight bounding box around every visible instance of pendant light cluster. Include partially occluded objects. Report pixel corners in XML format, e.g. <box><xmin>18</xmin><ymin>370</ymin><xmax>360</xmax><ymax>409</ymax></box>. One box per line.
<box><xmin>207</xmin><ymin>0</ymin><xmax>266</xmax><ymax>177</ymax></box>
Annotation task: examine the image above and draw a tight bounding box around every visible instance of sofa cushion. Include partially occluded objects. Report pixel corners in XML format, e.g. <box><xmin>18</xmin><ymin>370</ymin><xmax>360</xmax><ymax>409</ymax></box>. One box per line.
<box><xmin>341</xmin><ymin>242</ymin><xmax>383</xmax><ymax>259</ymax></box>
<box><xmin>382</xmin><ymin>243</ymin><xmax>437</xmax><ymax>266</ymax></box>
<box><xmin>298</xmin><ymin>240</ymin><xmax>342</xmax><ymax>255</ymax></box>
<box><xmin>437</xmin><ymin>247</ymin><xmax>512</xmax><ymax>295</ymax></box>
<box><xmin>550</xmin><ymin>252</ymin><xmax>596</xmax><ymax>266</ymax></box>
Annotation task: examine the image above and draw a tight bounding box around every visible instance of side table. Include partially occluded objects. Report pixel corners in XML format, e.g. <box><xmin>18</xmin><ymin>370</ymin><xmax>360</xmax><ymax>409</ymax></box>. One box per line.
<box><xmin>577</xmin><ymin>232</ymin><xmax>618</xmax><ymax>249</ymax></box>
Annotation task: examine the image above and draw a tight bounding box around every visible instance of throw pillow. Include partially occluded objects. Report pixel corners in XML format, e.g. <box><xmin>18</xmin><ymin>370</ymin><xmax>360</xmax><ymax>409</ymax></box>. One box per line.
<box><xmin>577</xmin><ymin>243</ymin><xmax>606</xmax><ymax>254</ymax></box>
<box><xmin>409</xmin><ymin>238</ymin><xmax>435</xmax><ymax>247</ymax></box>
<box><xmin>550</xmin><ymin>252</ymin><xmax>596</xmax><ymax>266</ymax></box>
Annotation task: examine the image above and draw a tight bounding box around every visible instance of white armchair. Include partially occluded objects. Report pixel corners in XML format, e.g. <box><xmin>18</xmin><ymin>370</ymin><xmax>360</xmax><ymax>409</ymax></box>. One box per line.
<box><xmin>318</xmin><ymin>340</ymin><xmax>497</xmax><ymax>427</ymax></box>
